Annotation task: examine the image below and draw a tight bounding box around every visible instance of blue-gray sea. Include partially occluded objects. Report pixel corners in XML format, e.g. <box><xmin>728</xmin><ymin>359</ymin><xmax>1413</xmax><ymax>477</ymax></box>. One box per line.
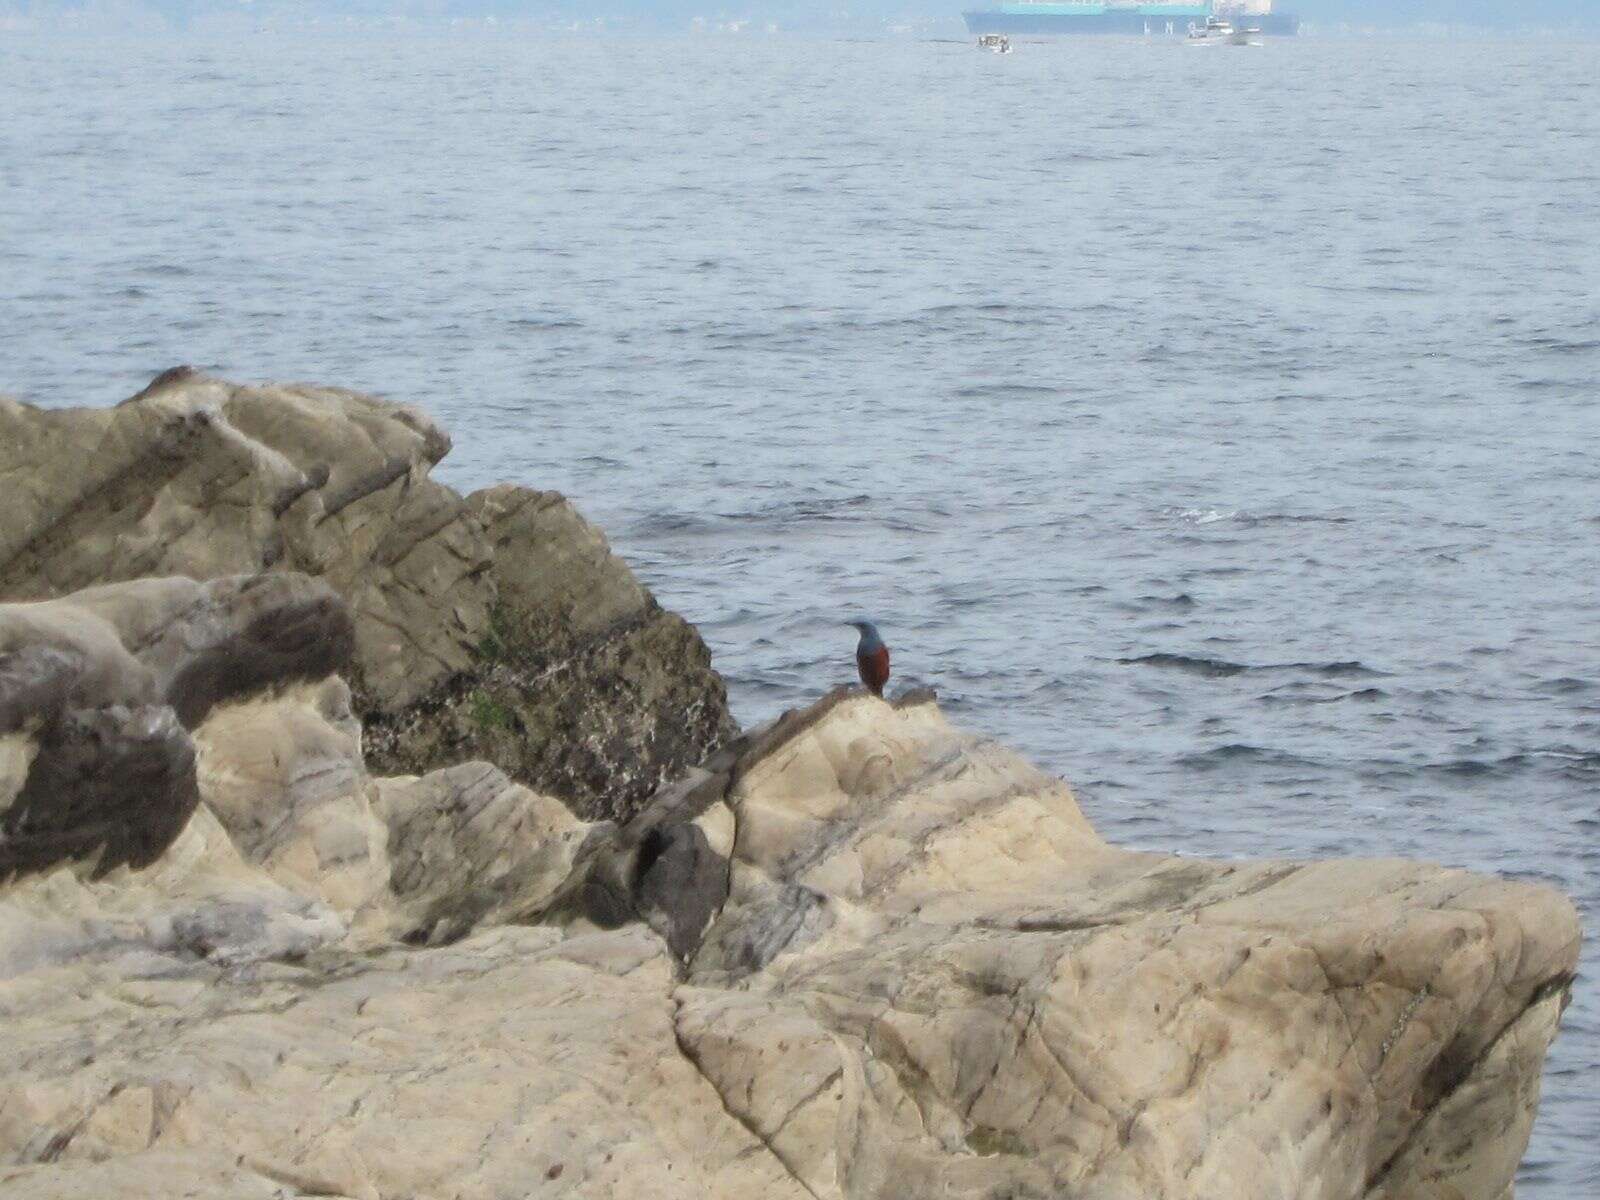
<box><xmin>2</xmin><ymin>30</ymin><xmax>1597</xmax><ymax>1194</ymax></box>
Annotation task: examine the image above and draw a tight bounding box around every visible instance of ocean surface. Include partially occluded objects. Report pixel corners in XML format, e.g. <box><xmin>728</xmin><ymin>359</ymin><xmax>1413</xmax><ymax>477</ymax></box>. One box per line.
<box><xmin>3</xmin><ymin>30</ymin><xmax>1597</xmax><ymax>1194</ymax></box>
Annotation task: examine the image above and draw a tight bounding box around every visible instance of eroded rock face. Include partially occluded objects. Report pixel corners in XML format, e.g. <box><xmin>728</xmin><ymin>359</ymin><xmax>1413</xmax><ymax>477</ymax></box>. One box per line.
<box><xmin>374</xmin><ymin>760</ymin><xmax>599</xmax><ymax>946</ymax></box>
<box><xmin>554</xmin><ymin>691</ymin><xmax>1582</xmax><ymax>1200</ymax></box>
<box><xmin>0</xmin><ymin>801</ymin><xmax>347</xmax><ymax>980</ymax></box>
<box><xmin>0</xmin><ymin>373</ymin><xmax>733</xmax><ymax>822</ymax></box>
<box><xmin>190</xmin><ymin>668</ymin><xmax>604</xmax><ymax>952</ymax></box>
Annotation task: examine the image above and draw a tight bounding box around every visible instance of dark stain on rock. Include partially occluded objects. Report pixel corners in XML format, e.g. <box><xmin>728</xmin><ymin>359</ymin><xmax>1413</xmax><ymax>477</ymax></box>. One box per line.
<box><xmin>635</xmin><ymin>822</ymin><xmax>726</xmax><ymax>964</ymax></box>
<box><xmin>536</xmin><ymin>767</ymin><xmax>732</xmax><ymax>963</ymax></box>
<box><xmin>0</xmin><ymin>646</ymin><xmax>87</xmax><ymax>735</ymax></box>
<box><xmin>167</xmin><ymin>595</ymin><xmax>356</xmax><ymax>728</ymax></box>
<box><xmin>271</xmin><ymin>463</ymin><xmax>331</xmax><ymax>518</ymax></box>
<box><xmin>1</xmin><ymin>705</ymin><xmax>200</xmax><ymax>879</ymax></box>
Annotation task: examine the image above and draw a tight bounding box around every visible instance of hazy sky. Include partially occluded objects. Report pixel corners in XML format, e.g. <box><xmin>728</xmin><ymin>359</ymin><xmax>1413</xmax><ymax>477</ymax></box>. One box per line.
<box><xmin>5</xmin><ymin>0</ymin><xmax>1598</xmax><ymax>29</ymax></box>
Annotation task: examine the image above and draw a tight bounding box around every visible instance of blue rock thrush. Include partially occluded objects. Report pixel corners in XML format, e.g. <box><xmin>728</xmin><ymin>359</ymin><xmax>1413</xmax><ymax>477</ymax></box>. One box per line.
<box><xmin>850</xmin><ymin>621</ymin><xmax>891</xmax><ymax>698</ymax></box>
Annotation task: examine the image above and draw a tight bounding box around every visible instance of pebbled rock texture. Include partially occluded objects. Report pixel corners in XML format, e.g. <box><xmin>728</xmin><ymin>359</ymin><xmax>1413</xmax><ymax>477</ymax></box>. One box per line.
<box><xmin>0</xmin><ymin>372</ymin><xmax>733</xmax><ymax>823</ymax></box>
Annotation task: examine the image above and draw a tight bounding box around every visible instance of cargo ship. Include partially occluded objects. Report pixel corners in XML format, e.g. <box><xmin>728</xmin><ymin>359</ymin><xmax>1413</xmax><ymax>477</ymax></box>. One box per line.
<box><xmin>963</xmin><ymin>2</ymin><xmax>1300</xmax><ymax>37</ymax></box>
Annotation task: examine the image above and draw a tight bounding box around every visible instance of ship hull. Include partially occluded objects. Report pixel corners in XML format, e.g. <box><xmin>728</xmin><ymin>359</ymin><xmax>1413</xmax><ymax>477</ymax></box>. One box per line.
<box><xmin>963</xmin><ymin>11</ymin><xmax>1300</xmax><ymax>35</ymax></box>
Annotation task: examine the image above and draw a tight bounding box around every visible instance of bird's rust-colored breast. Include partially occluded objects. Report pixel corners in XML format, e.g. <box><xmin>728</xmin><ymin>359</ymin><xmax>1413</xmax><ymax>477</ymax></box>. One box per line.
<box><xmin>857</xmin><ymin>644</ymin><xmax>891</xmax><ymax>697</ymax></box>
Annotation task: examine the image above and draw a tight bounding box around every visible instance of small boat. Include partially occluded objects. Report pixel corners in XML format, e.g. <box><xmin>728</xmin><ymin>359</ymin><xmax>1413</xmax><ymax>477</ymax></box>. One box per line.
<box><xmin>1186</xmin><ymin>16</ymin><xmax>1235</xmax><ymax>44</ymax></box>
<box><xmin>977</xmin><ymin>33</ymin><xmax>1013</xmax><ymax>54</ymax></box>
<box><xmin>1230</xmin><ymin>24</ymin><xmax>1264</xmax><ymax>45</ymax></box>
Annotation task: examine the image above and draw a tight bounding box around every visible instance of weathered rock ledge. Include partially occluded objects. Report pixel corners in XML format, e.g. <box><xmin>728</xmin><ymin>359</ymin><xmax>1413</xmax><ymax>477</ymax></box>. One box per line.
<box><xmin>0</xmin><ymin>657</ymin><xmax>1579</xmax><ymax>1199</ymax></box>
<box><xmin>550</xmin><ymin>688</ymin><xmax>1581</xmax><ymax>1200</ymax></box>
<box><xmin>1</xmin><ymin>371</ymin><xmax>733</xmax><ymax>823</ymax></box>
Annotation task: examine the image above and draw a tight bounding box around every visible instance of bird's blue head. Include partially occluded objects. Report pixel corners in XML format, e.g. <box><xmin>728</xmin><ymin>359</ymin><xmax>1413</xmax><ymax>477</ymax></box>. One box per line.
<box><xmin>849</xmin><ymin>620</ymin><xmax>884</xmax><ymax>651</ymax></box>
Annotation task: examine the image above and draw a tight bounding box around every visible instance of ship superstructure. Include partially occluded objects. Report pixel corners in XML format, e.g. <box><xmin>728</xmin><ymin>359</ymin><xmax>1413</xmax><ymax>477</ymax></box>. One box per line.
<box><xmin>963</xmin><ymin>1</ymin><xmax>1300</xmax><ymax>37</ymax></box>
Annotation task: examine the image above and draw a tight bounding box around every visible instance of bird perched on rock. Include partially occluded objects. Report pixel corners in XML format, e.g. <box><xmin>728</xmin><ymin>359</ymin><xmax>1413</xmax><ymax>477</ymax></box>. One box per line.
<box><xmin>850</xmin><ymin>621</ymin><xmax>890</xmax><ymax>698</ymax></box>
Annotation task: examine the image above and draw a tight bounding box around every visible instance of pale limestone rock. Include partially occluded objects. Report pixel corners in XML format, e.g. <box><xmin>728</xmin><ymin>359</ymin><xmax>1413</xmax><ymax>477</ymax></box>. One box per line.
<box><xmin>373</xmin><ymin>760</ymin><xmax>598</xmax><ymax>944</ymax></box>
<box><xmin>0</xmin><ymin>672</ymin><xmax>1577</xmax><ymax>1200</ymax></box>
<box><xmin>0</xmin><ymin>573</ymin><xmax>353</xmax><ymax>882</ymax></box>
<box><xmin>0</xmin><ymin>1150</ymin><xmax>301</xmax><ymax>1199</ymax></box>
<box><xmin>2</xmin><ymin>569</ymin><xmax>601</xmax><ymax>948</ymax></box>
<box><xmin>0</xmin><ymin>733</ymin><xmax>36</xmax><ymax>814</ymax></box>
<box><xmin>194</xmin><ymin>680</ymin><xmax>392</xmax><ymax>935</ymax></box>
<box><xmin>674</xmin><ymin>987</ymin><xmax>849</xmax><ymax>1199</ymax></box>
<box><xmin>1367</xmin><ymin>989</ymin><xmax>1565</xmax><ymax>1200</ymax></box>
<box><xmin>0</xmin><ymin>925</ymin><xmax>811</xmax><ymax>1200</ymax></box>
<box><xmin>0</xmin><ymin>376</ymin><xmax>474</xmax><ymax>708</ymax></box>
<box><xmin>667</xmin><ymin>693</ymin><xmax>1580</xmax><ymax>1200</ymax></box>
<box><xmin>193</xmin><ymin>685</ymin><xmax>598</xmax><ymax>948</ymax></box>
<box><xmin>0</xmin><ymin>803</ymin><xmax>345</xmax><ymax>979</ymax></box>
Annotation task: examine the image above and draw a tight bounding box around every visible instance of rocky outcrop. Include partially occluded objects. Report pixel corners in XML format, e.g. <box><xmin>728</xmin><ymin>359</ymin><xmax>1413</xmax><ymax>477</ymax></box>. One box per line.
<box><xmin>362</xmin><ymin>485</ymin><xmax>731</xmax><ymax>824</ymax></box>
<box><xmin>550</xmin><ymin>690</ymin><xmax>1582</xmax><ymax>1200</ymax></box>
<box><xmin>0</xmin><ymin>372</ymin><xmax>732</xmax><ymax>823</ymax></box>
<box><xmin>0</xmin><ymin>412</ymin><xmax>1579</xmax><ymax>1199</ymax></box>
<box><xmin>0</xmin><ymin>676</ymin><xmax>1579</xmax><ymax>1199</ymax></box>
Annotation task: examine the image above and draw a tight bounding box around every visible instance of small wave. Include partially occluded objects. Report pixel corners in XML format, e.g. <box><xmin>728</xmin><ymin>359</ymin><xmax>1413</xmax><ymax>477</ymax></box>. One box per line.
<box><xmin>1520</xmin><ymin>336</ymin><xmax>1600</xmax><ymax>355</ymax></box>
<box><xmin>506</xmin><ymin>316</ymin><xmax>581</xmax><ymax>330</ymax></box>
<box><xmin>630</xmin><ymin>494</ymin><xmax>876</xmax><ymax>536</ymax></box>
<box><xmin>951</xmin><ymin>383</ymin><xmax>1063</xmax><ymax>399</ymax></box>
<box><xmin>1164</xmin><ymin>507</ymin><xmax>1350</xmax><ymax>528</ymax></box>
<box><xmin>626</xmin><ymin>511</ymin><xmax>715</xmax><ymax>537</ymax></box>
<box><xmin>137</xmin><ymin>262</ymin><xmax>194</xmax><ymax>278</ymax></box>
<box><xmin>1166</xmin><ymin>507</ymin><xmax>1239</xmax><ymax>526</ymax></box>
<box><xmin>1136</xmin><ymin>593</ymin><xmax>1197</xmax><ymax>611</ymax></box>
<box><xmin>1536</xmin><ymin>677</ymin><xmax>1593</xmax><ymax>695</ymax></box>
<box><xmin>733</xmin><ymin>494</ymin><xmax>872</xmax><ymax>524</ymax></box>
<box><xmin>1176</xmin><ymin>744</ymin><xmax>1319</xmax><ymax>771</ymax></box>
<box><xmin>1119</xmin><ymin>653</ymin><xmax>1248</xmax><ymax>678</ymax></box>
<box><xmin>1260</xmin><ymin>686</ymin><xmax>1389</xmax><ymax>706</ymax></box>
<box><xmin>1241</xmin><ymin>513</ymin><xmax>1353</xmax><ymax>527</ymax></box>
<box><xmin>1120</xmin><ymin>654</ymin><xmax>1380</xmax><ymax>680</ymax></box>
<box><xmin>1298</xmin><ymin>660</ymin><xmax>1381</xmax><ymax>679</ymax></box>
<box><xmin>1401</xmin><ymin>750</ymin><xmax>1600</xmax><ymax>783</ymax></box>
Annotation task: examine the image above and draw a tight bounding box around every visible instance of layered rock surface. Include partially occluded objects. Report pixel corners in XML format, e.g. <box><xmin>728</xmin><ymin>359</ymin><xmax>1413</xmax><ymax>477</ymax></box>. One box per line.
<box><xmin>0</xmin><ymin>665</ymin><xmax>1579</xmax><ymax>1199</ymax></box>
<box><xmin>551</xmin><ymin>692</ymin><xmax>1582</xmax><ymax>1200</ymax></box>
<box><xmin>0</xmin><ymin>371</ymin><xmax>732</xmax><ymax>823</ymax></box>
